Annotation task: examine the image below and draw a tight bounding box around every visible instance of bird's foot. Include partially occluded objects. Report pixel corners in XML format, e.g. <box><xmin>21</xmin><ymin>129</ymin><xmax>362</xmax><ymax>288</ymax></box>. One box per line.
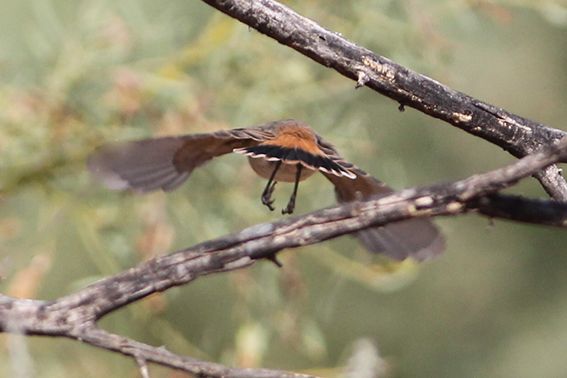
<box><xmin>262</xmin><ymin>196</ymin><xmax>275</xmax><ymax>211</ymax></box>
<box><xmin>261</xmin><ymin>182</ymin><xmax>277</xmax><ymax>211</ymax></box>
<box><xmin>281</xmin><ymin>198</ymin><xmax>295</xmax><ymax>215</ymax></box>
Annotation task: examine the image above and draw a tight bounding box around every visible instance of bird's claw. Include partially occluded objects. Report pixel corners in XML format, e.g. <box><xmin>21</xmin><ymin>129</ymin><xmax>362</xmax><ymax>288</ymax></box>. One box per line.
<box><xmin>262</xmin><ymin>196</ymin><xmax>275</xmax><ymax>211</ymax></box>
<box><xmin>282</xmin><ymin>200</ymin><xmax>295</xmax><ymax>215</ymax></box>
<box><xmin>261</xmin><ymin>181</ymin><xmax>277</xmax><ymax>211</ymax></box>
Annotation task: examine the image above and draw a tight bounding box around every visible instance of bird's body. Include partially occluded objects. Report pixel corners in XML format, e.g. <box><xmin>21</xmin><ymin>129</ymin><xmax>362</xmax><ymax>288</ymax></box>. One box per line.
<box><xmin>247</xmin><ymin>157</ymin><xmax>316</xmax><ymax>182</ymax></box>
<box><xmin>88</xmin><ymin>119</ymin><xmax>444</xmax><ymax>261</ymax></box>
<box><xmin>241</xmin><ymin>123</ymin><xmax>321</xmax><ymax>182</ymax></box>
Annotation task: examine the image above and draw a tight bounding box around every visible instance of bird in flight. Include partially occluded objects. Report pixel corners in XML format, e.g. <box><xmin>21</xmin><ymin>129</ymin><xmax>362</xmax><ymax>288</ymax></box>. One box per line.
<box><xmin>88</xmin><ymin>119</ymin><xmax>444</xmax><ymax>261</ymax></box>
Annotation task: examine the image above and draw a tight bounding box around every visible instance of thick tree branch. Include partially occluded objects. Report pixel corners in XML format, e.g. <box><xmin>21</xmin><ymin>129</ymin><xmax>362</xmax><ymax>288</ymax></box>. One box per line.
<box><xmin>473</xmin><ymin>193</ymin><xmax>567</xmax><ymax>227</ymax></box>
<box><xmin>2</xmin><ymin>137</ymin><xmax>567</xmax><ymax>376</ymax></box>
<box><xmin>199</xmin><ymin>0</ymin><xmax>567</xmax><ymax>199</ymax></box>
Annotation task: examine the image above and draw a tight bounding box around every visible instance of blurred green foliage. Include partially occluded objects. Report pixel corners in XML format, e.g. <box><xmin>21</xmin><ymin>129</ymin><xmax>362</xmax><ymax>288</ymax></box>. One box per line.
<box><xmin>1</xmin><ymin>0</ymin><xmax>567</xmax><ymax>377</ymax></box>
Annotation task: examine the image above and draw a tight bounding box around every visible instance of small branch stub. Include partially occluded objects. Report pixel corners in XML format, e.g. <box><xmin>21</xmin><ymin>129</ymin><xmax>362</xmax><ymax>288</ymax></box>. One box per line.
<box><xmin>356</xmin><ymin>70</ymin><xmax>370</xmax><ymax>88</ymax></box>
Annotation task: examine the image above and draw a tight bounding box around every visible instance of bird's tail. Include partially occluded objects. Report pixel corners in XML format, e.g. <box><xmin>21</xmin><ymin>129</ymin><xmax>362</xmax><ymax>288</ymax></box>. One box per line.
<box><xmin>356</xmin><ymin>216</ymin><xmax>445</xmax><ymax>261</ymax></box>
<box><xmin>324</xmin><ymin>170</ymin><xmax>444</xmax><ymax>261</ymax></box>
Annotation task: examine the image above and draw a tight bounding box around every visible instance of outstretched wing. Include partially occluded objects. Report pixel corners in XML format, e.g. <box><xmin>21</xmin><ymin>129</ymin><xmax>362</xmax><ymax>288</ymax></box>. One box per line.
<box><xmin>87</xmin><ymin>125</ymin><xmax>276</xmax><ymax>192</ymax></box>
<box><xmin>317</xmin><ymin>136</ymin><xmax>444</xmax><ymax>261</ymax></box>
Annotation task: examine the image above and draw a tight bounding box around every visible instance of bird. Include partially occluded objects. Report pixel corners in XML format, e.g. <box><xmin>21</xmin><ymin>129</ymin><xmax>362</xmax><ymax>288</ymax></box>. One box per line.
<box><xmin>87</xmin><ymin>119</ymin><xmax>444</xmax><ymax>261</ymax></box>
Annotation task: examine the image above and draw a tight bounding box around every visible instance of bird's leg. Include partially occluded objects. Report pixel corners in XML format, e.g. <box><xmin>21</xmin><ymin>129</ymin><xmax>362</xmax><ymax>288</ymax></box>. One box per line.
<box><xmin>261</xmin><ymin>160</ymin><xmax>282</xmax><ymax>211</ymax></box>
<box><xmin>282</xmin><ymin>164</ymin><xmax>302</xmax><ymax>215</ymax></box>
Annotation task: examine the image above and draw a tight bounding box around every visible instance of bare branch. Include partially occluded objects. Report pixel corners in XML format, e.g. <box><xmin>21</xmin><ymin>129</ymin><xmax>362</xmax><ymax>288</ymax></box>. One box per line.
<box><xmin>534</xmin><ymin>166</ymin><xmax>567</xmax><ymax>199</ymax></box>
<box><xmin>0</xmin><ymin>295</ymin><xmax>315</xmax><ymax>378</ymax></box>
<box><xmin>1</xmin><ymin>136</ymin><xmax>567</xmax><ymax>376</ymax></box>
<box><xmin>78</xmin><ymin>327</ymin><xmax>312</xmax><ymax>378</ymax></box>
<box><xmin>473</xmin><ymin>193</ymin><xmax>567</xmax><ymax>227</ymax></box>
<box><xmin>134</xmin><ymin>354</ymin><xmax>150</xmax><ymax>378</ymax></box>
<box><xmin>199</xmin><ymin>0</ymin><xmax>567</xmax><ymax>199</ymax></box>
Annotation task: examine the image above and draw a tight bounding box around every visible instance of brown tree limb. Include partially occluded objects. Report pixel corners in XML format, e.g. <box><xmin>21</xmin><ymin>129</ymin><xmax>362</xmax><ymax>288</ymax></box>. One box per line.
<box><xmin>199</xmin><ymin>0</ymin><xmax>567</xmax><ymax>199</ymax></box>
<box><xmin>2</xmin><ymin>136</ymin><xmax>567</xmax><ymax>377</ymax></box>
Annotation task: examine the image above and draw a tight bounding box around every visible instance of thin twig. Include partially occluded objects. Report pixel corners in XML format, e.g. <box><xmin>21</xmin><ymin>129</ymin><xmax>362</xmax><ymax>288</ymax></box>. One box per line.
<box><xmin>135</xmin><ymin>354</ymin><xmax>150</xmax><ymax>378</ymax></box>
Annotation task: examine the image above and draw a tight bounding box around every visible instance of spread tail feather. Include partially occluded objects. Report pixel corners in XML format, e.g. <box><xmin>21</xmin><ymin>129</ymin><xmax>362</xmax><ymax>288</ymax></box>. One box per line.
<box><xmin>323</xmin><ymin>169</ymin><xmax>445</xmax><ymax>261</ymax></box>
<box><xmin>357</xmin><ymin>217</ymin><xmax>445</xmax><ymax>261</ymax></box>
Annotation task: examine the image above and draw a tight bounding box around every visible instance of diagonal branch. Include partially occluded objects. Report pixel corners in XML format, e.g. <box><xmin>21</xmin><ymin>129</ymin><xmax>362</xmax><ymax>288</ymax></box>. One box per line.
<box><xmin>2</xmin><ymin>136</ymin><xmax>567</xmax><ymax>376</ymax></box>
<box><xmin>199</xmin><ymin>0</ymin><xmax>567</xmax><ymax>199</ymax></box>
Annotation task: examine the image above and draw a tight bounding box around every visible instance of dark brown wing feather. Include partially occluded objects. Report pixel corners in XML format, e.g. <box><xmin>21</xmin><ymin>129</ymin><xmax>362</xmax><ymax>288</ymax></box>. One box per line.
<box><xmin>87</xmin><ymin>123</ymin><xmax>276</xmax><ymax>192</ymax></box>
<box><xmin>317</xmin><ymin>135</ymin><xmax>444</xmax><ymax>261</ymax></box>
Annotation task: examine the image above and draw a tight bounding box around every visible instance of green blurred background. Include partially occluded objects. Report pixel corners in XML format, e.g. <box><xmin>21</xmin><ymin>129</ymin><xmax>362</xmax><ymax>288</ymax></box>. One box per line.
<box><xmin>1</xmin><ymin>1</ymin><xmax>567</xmax><ymax>377</ymax></box>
